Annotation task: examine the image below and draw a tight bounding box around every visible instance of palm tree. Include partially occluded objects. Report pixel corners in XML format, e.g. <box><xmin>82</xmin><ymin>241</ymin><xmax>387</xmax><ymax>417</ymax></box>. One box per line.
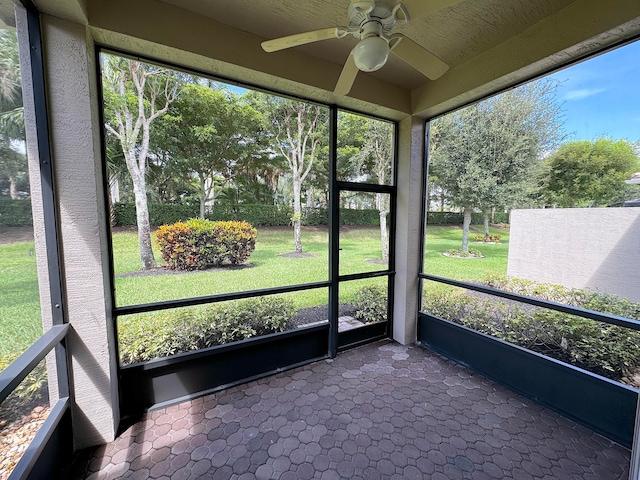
<box><xmin>0</xmin><ymin>29</ymin><xmax>26</xmax><ymax>200</ymax></box>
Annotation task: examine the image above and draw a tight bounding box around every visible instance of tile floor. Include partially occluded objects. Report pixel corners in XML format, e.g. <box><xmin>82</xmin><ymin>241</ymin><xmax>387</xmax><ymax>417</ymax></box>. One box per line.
<box><xmin>71</xmin><ymin>341</ymin><xmax>631</xmax><ymax>479</ymax></box>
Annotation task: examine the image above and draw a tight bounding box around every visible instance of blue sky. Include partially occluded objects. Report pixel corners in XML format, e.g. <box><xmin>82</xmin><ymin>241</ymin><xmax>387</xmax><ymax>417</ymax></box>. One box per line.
<box><xmin>547</xmin><ymin>40</ymin><xmax>640</xmax><ymax>144</ymax></box>
<box><xmin>223</xmin><ymin>40</ymin><xmax>640</xmax><ymax>145</ymax></box>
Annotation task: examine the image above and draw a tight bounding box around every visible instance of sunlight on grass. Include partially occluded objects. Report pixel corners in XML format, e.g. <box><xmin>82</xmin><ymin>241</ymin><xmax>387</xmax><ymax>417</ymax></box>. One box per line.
<box><xmin>114</xmin><ymin>226</ymin><xmax>391</xmax><ymax>306</ymax></box>
<box><xmin>0</xmin><ymin>239</ymin><xmax>42</xmax><ymax>357</ymax></box>
<box><xmin>422</xmin><ymin>224</ymin><xmax>509</xmax><ymax>298</ymax></box>
<box><xmin>0</xmin><ymin>223</ymin><xmax>510</xmax><ymax>357</ymax></box>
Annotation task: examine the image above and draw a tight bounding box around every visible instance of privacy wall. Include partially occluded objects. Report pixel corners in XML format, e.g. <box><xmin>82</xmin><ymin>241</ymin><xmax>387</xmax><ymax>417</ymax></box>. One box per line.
<box><xmin>507</xmin><ymin>208</ymin><xmax>640</xmax><ymax>302</ymax></box>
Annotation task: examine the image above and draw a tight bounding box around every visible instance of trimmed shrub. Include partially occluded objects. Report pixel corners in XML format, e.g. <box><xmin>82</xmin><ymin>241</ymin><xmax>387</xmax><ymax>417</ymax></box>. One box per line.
<box><xmin>426</xmin><ymin>211</ymin><xmax>509</xmax><ymax>225</ymax></box>
<box><xmin>340</xmin><ymin>208</ymin><xmax>380</xmax><ymax>226</ymax></box>
<box><xmin>113</xmin><ymin>202</ymin><xmax>382</xmax><ymax>228</ymax></box>
<box><xmin>353</xmin><ymin>285</ymin><xmax>388</xmax><ymax>324</ymax></box>
<box><xmin>155</xmin><ymin>219</ymin><xmax>256</xmax><ymax>270</ymax></box>
<box><xmin>113</xmin><ymin>202</ymin><xmax>199</xmax><ymax>226</ymax></box>
<box><xmin>0</xmin><ymin>198</ymin><xmax>33</xmax><ymax>226</ymax></box>
<box><xmin>118</xmin><ymin>296</ymin><xmax>296</xmax><ymax>365</ymax></box>
<box><xmin>423</xmin><ymin>277</ymin><xmax>640</xmax><ymax>382</ymax></box>
<box><xmin>474</xmin><ymin>234</ymin><xmax>501</xmax><ymax>243</ymax></box>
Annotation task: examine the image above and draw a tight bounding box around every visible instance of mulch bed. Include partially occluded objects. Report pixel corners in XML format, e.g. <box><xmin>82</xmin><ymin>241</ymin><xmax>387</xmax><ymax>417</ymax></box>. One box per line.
<box><xmin>291</xmin><ymin>304</ymin><xmax>356</xmax><ymax>328</ymax></box>
<box><xmin>0</xmin><ymin>226</ymin><xmax>34</xmax><ymax>244</ymax></box>
<box><xmin>0</xmin><ymin>397</ymin><xmax>50</xmax><ymax>480</ymax></box>
<box><xmin>277</xmin><ymin>252</ymin><xmax>317</xmax><ymax>258</ymax></box>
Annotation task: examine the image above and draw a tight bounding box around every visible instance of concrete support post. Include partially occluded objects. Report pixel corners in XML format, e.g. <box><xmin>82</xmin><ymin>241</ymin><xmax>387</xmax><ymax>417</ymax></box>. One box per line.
<box><xmin>39</xmin><ymin>15</ymin><xmax>118</xmax><ymax>448</ymax></box>
<box><xmin>392</xmin><ymin>116</ymin><xmax>425</xmax><ymax>345</ymax></box>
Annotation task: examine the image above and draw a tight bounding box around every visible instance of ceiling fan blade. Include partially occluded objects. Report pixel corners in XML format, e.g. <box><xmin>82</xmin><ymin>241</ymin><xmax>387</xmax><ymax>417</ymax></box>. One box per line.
<box><xmin>392</xmin><ymin>37</ymin><xmax>449</xmax><ymax>80</ymax></box>
<box><xmin>334</xmin><ymin>52</ymin><xmax>359</xmax><ymax>96</ymax></box>
<box><xmin>400</xmin><ymin>0</ymin><xmax>464</xmax><ymax>20</ymax></box>
<box><xmin>261</xmin><ymin>27</ymin><xmax>340</xmax><ymax>53</ymax></box>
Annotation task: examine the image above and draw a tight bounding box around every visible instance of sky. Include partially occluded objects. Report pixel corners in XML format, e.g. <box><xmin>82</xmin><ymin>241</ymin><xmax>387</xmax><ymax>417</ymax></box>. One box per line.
<box><xmin>546</xmin><ymin>40</ymin><xmax>640</xmax><ymax>144</ymax></box>
<box><xmin>223</xmin><ymin>39</ymin><xmax>640</xmax><ymax>145</ymax></box>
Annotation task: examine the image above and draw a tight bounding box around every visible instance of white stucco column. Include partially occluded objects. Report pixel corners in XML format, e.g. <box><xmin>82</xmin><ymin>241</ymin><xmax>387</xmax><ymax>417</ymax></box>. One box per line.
<box><xmin>393</xmin><ymin>116</ymin><xmax>425</xmax><ymax>345</ymax></box>
<box><xmin>39</xmin><ymin>15</ymin><xmax>119</xmax><ymax>448</ymax></box>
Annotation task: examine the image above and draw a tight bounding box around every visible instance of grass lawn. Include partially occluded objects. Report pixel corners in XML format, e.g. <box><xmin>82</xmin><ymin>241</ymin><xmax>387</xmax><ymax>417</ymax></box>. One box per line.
<box><xmin>0</xmin><ymin>223</ymin><xmax>509</xmax><ymax>358</ymax></box>
<box><xmin>422</xmin><ymin>224</ymin><xmax>509</xmax><ymax>297</ymax></box>
<box><xmin>0</xmin><ymin>240</ymin><xmax>43</xmax><ymax>358</ymax></box>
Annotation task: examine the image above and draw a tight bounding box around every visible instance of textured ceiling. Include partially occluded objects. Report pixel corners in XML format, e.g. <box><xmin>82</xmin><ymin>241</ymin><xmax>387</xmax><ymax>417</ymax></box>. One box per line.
<box><xmin>157</xmin><ymin>0</ymin><xmax>576</xmax><ymax>90</ymax></box>
<box><xmin>33</xmin><ymin>0</ymin><xmax>638</xmax><ymax>117</ymax></box>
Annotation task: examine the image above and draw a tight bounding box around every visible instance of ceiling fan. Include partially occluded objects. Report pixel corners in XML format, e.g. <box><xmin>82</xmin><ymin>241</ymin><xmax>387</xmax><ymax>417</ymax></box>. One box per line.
<box><xmin>261</xmin><ymin>0</ymin><xmax>461</xmax><ymax>96</ymax></box>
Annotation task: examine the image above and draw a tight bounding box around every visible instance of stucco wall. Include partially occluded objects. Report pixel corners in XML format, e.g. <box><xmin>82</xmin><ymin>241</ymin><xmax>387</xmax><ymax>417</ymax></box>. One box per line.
<box><xmin>508</xmin><ymin>208</ymin><xmax>640</xmax><ymax>302</ymax></box>
<box><xmin>392</xmin><ymin>117</ymin><xmax>425</xmax><ymax>345</ymax></box>
<box><xmin>42</xmin><ymin>15</ymin><xmax>118</xmax><ymax>448</ymax></box>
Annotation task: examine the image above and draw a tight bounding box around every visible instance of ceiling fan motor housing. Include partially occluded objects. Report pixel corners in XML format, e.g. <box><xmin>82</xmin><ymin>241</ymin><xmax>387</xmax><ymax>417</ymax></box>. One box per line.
<box><xmin>348</xmin><ymin>1</ymin><xmax>397</xmax><ymax>35</ymax></box>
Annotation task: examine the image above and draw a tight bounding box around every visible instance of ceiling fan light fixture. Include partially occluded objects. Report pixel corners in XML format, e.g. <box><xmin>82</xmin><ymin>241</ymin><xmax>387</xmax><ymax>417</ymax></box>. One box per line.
<box><xmin>352</xmin><ymin>35</ymin><xmax>389</xmax><ymax>72</ymax></box>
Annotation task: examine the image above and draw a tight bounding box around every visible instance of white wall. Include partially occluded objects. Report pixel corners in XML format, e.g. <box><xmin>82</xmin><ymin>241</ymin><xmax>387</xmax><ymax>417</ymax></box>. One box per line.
<box><xmin>508</xmin><ymin>208</ymin><xmax>640</xmax><ymax>302</ymax></box>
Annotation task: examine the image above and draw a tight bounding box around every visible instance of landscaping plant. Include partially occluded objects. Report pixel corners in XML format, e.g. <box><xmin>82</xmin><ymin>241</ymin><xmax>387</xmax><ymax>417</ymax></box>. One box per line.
<box><xmin>118</xmin><ymin>296</ymin><xmax>295</xmax><ymax>365</ymax></box>
<box><xmin>353</xmin><ymin>285</ymin><xmax>388</xmax><ymax>324</ymax></box>
<box><xmin>423</xmin><ymin>276</ymin><xmax>640</xmax><ymax>383</ymax></box>
<box><xmin>155</xmin><ymin>219</ymin><xmax>256</xmax><ymax>270</ymax></box>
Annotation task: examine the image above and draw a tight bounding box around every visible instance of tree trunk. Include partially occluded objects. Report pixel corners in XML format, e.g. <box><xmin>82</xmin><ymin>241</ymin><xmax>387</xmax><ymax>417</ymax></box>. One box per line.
<box><xmin>377</xmin><ymin>192</ymin><xmax>389</xmax><ymax>262</ymax></box>
<box><xmin>9</xmin><ymin>176</ymin><xmax>17</xmax><ymax>200</ymax></box>
<box><xmin>132</xmin><ymin>170</ymin><xmax>156</xmax><ymax>270</ymax></box>
<box><xmin>483</xmin><ymin>211</ymin><xmax>490</xmax><ymax>237</ymax></box>
<box><xmin>306</xmin><ymin>188</ymin><xmax>312</xmax><ymax>208</ymax></box>
<box><xmin>490</xmin><ymin>206</ymin><xmax>495</xmax><ymax>224</ymax></box>
<box><xmin>461</xmin><ymin>205</ymin><xmax>472</xmax><ymax>253</ymax></box>
<box><xmin>109</xmin><ymin>175</ymin><xmax>120</xmax><ymax>203</ymax></box>
<box><xmin>199</xmin><ymin>176</ymin><xmax>206</xmax><ymax>219</ymax></box>
<box><xmin>293</xmin><ymin>175</ymin><xmax>302</xmax><ymax>253</ymax></box>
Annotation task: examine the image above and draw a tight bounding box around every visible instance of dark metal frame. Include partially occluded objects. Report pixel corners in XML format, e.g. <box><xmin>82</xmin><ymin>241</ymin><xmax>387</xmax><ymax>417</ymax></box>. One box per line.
<box><xmin>1</xmin><ymin>2</ymin><xmax>73</xmax><ymax>479</ymax></box>
<box><xmin>418</xmin><ymin>69</ymin><xmax>640</xmax><ymax>444</ymax></box>
<box><xmin>420</xmin><ymin>273</ymin><xmax>640</xmax><ymax>331</ymax></box>
<box><xmin>334</xmin><ymin>115</ymin><xmax>398</xmax><ymax>352</ymax></box>
<box><xmin>94</xmin><ymin>48</ymin><xmax>399</xmax><ymax>414</ymax></box>
<box><xmin>419</xmin><ymin>312</ymin><xmax>637</xmax><ymax>447</ymax></box>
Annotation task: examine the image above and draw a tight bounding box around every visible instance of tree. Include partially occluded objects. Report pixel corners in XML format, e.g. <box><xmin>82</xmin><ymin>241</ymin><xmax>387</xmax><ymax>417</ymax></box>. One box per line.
<box><xmin>537</xmin><ymin>138</ymin><xmax>640</xmax><ymax>207</ymax></box>
<box><xmin>352</xmin><ymin>118</ymin><xmax>393</xmax><ymax>262</ymax></box>
<box><xmin>430</xmin><ymin>79</ymin><xmax>564</xmax><ymax>252</ymax></box>
<box><xmin>260</xmin><ymin>96</ymin><xmax>327</xmax><ymax>252</ymax></box>
<box><xmin>102</xmin><ymin>55</ymin><xmax>182</xmax><ymax>270</ymax></box>
<box><xmin>163</xmin><ymin>84</ymin><xmax>265</xmax><ymax>217</ymax></box>
<box><xmin>0</xmin><ymin>29</ymin><xmax>26</xmax><ymax>200</ymax></box>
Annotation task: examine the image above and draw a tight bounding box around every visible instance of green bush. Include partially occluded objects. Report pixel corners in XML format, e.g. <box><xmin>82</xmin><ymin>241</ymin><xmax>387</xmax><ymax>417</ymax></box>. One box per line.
<box><xmin>474</xmin><ymin>234</ymin><xmax>501</xmax><ymax>243</ymax></box>
<box><xmin>0</xmin><ymin>198</ymin><xmax>33</xmax><ymax>226</ymax></box>
<box><xmin>423</xmin><ymin>277</ymin><xmax>640</xmax><ymax>382</ymax></box>
<box><xmin>113</xmin><ymin>202</ymin><xmax>199</xmax><ymax>226</ymax></box>
<box><xmin>118</xmin><ymin>296</ymin><xmax>296</xmax><ymax>365</ymax></box>
<box><xmin>353</xmin><ymin>285</ymin><xmax>388</xmax><ymax>324</ymax></box>
<box><xmin>0</xmin><ymin>354</ymin><xmax>47</xmax><ymax>403</ymax></box>
<box><xmin>113</xmin><ymin>202</ymin><xmax>381</xmax><ymax>227</ymax></box>
<box><xmin>340</xmin><ymin>208</ymin><xmax>380</xmax><ymax>226</ymax></box>
<box><xmin>426</xmin><ymin>211</ymin><xmax>509</xmax><ymax>225</ymax></box>
<box><xmin>208</xmin><ymin>204</ymin><xmax>293</xmax><ymax>226</ymax></box>
<box><xmin>155</xmin><ymin>219</ymin><xmax>257</xmax><ymax>270</ymax></box>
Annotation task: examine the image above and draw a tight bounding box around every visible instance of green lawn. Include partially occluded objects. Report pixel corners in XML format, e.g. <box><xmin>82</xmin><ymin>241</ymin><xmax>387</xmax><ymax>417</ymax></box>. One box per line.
<box><xmin>0</xmin><ymin>240</ymin><xmax>43</xmax><ymax>358</ymax></box>
<box><xmin>0</xmin><ymin>224</ymin><xmax>509</xmax><ymax>358</ymax></box>
<box><xmin>423</xmin><ymin>224</ymin><xmax>508</xmax><ymax>281</ymax></box>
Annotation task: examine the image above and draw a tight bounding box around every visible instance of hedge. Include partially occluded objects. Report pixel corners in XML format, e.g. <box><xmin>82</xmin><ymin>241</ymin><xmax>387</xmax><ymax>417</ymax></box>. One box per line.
<box><xmin>118</xmin><ymin>296</ymin><xmax>296</xmax><ymax>365</ymax></box>
<box><xmin>112</xmin><ymin>202</ymin><xmax>382</xmax><ymax>227</ymax></box>
<box><xmin>426</xmin><ymin>211</ymin><xmax>509</xmax><ymax>225</ymax></box>
<box><xmin>0</xmin><ymin>198</ymin><xmax>33</xmax><ymax>226</ymax></box>
<box><xmin>423</xmin><ymin>276</ymin><xmax>640</xmax><ymax>383</ymax></box>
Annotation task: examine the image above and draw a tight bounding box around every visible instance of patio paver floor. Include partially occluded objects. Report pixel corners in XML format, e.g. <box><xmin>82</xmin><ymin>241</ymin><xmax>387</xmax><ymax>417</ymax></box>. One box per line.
<box><xmin>71</xmin><ymin>340</ymin><xmax>631</xmax><ymax>479</ymax></box>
